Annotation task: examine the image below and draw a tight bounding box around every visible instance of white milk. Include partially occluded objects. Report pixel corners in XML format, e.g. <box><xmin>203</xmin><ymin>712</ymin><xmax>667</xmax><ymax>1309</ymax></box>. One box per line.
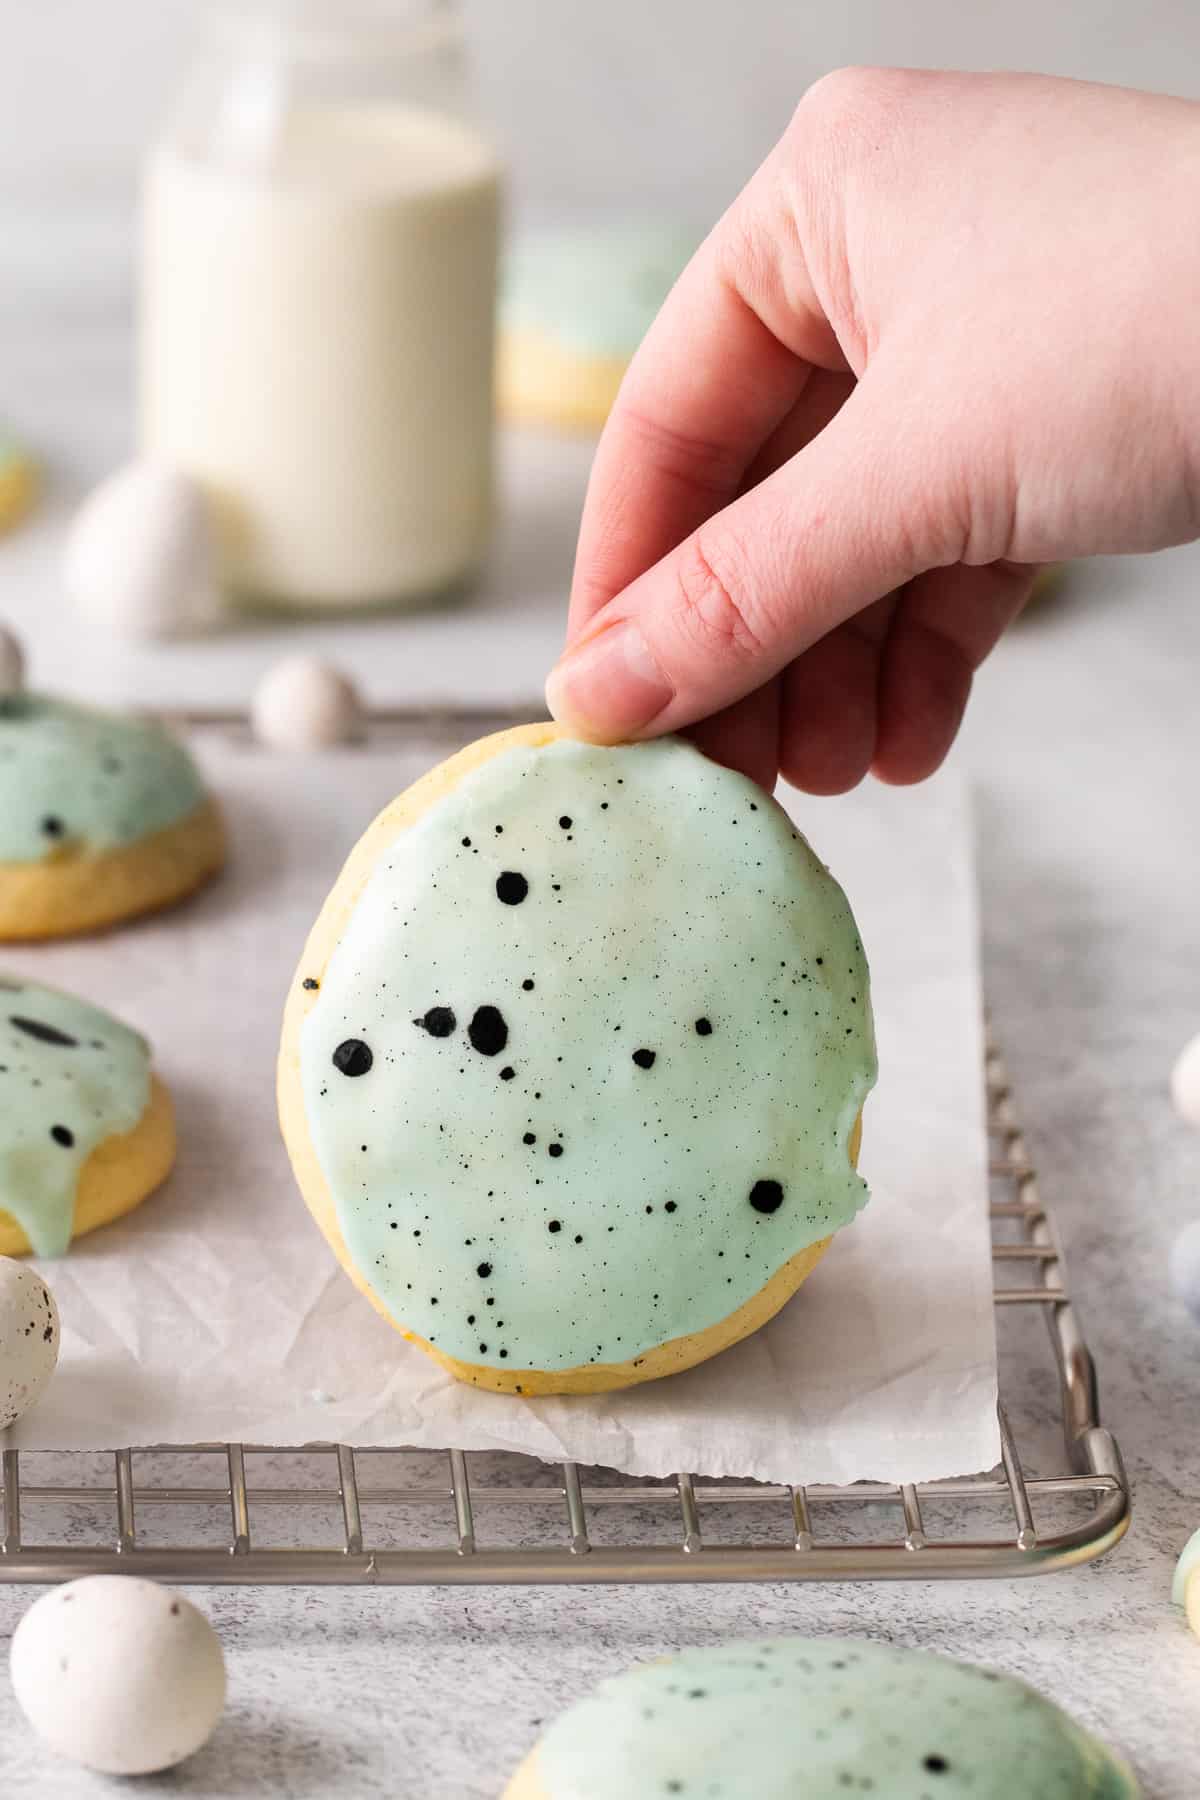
<box><xmin>141</xmin><ymin>105</ymin><xmax>501</xmax><ymax>610</ymax></box>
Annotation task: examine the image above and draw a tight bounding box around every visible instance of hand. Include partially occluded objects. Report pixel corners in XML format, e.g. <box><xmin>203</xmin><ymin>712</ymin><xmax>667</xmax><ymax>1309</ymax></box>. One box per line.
<box><xmin>546</xmin><ymin>70</ymin><xmax>1200</xmax><ymax>791</ymax></box>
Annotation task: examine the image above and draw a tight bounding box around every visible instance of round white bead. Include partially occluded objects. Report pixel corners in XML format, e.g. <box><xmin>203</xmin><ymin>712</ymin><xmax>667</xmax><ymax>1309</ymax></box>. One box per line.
<box><xmin>64</xmin><ymin>461</ymin><xmax>223</xmax><ymax>640</ymax></box>
<box><xmin>251</xmin><ymin>655</ymin><xmax>363</xmax><ymax>750</ymax></box>
<box><xmin>0</xmin><ymin>624</ymin><xmax>26</xmax><ymax>696</ymax></box>
<box><xmin>10</xmin><ymin>1577</ymin><xmax>226</xmax><ymax>1775</ymax></box>
<box><xmin>1171</xmin><ymin>1032</ymin><xmax>1200</xmax><ymax>1129</ymax></box>
<box><xmin>0</xmin><ymin>1257</ymin><xmax>59</xmax><ymax>1429</ymax></box>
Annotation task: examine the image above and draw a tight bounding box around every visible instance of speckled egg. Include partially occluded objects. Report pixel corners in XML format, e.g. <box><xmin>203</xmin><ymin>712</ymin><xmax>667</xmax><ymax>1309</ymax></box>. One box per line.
<box><xmin>1168</xmin><ymin>1220</ymin><xmax>1200</xmax><ymax>1322</ymax></box>
<box><xmin>10</xmin><ymin>1576</ymin><xmax>226</xmax><ymax>1775</ymax></box>
<box><xmin>506</xmin><ymin>1638</ymin><xmax>1139</xmax><ymax>1799</ymax></box>
<box><xmin>0</xmin><ymin>1256</ymin><xmax>59</xmax><ymax>1427</ymax></box>
<box><xmin>1172</xmin><ymin>1032</ymin><xmax>1200</xmax><ymax>1129</ymax></box>
<box><xmin>251</xmin><ymin>655</ymin><xmax>363</xmax><ymax>750</ymax></box>
<box><xmin>64</xmin><ymin>460</ymin><xmax>222</xmax><ymax>640</ymax></box>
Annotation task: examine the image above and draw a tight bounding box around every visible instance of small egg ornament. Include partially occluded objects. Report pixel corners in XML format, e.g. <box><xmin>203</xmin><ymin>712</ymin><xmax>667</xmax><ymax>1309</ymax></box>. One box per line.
<box><xmin>251</xmin><ymin>655</ymin><xmax>363</xmax><ymax>750</ymax></box>
<box><xmin>64</xmin><ymin>460</ymin><xmax>223</xmax><ymax>640</ymax></box>
<box><xmin>0</xmin><ymin>622</ymin><xmax>25</xmax><ymax>697</ymax></box>
<box><xmin>10</xmin><ymin>1577</ymin><xmax>226</xmax><ymax>1775</ymax></box>
<box><xmin>1172</xmin><ymin>1032</ymin><xmax>1200</xmax><ymax>1129</ymax></box>
<box><xmin>1169</xmin><ymin>1220</ymin><xmax>1200</xmax><ymax>1322</ymax></box>
<box><xmin>0</xmin><ymin>1257</ymin><xmax>59</xmax><ymax>1428</ymax></box>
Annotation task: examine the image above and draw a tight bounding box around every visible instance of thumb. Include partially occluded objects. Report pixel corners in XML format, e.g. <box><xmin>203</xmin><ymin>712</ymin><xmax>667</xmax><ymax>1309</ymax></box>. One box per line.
<box><xmin>546</xmin><ymin>372</ymin><xmax>958</xmax><ymax>740</ymax></box>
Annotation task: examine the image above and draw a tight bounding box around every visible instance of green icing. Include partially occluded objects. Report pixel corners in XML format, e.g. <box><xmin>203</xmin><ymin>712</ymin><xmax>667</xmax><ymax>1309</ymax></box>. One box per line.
<box><xmin>501</xmin><ymin>224</ymin><xmax>696</xmax><ymax>358</ymax></box>
<box><xmin>0</xmin><ymin>976</ymin><xmax>152</xmax><ymax>1257</ymax></box>
<box><xmin>301</xmin><ymin>737</ymin><xmax>875</xmax><ymax>1374</ymax></box>
<box><xmin>533</xmin><ymin>1638</ymin><xmax>1140</xmax><ymax>1799</ymax></box>
<box><xmin>0</xmin><ymin>695</ymin><xmax>205</xmax><ymax>862</ymax></box>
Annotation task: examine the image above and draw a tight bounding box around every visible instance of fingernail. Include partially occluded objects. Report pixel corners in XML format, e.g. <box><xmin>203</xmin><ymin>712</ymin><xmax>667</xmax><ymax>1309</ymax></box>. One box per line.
<box><xmin>545</xmin><ymin>622</ymin><xmax>674</xmax><ymax>739</ymax></box>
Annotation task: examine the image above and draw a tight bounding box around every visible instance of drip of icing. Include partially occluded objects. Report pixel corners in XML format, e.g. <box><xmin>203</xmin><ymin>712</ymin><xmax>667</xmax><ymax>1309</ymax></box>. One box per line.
<box><xmin>301</xmin><ymin>737</ymin><xmax>876</xmax><ymax>1373</ymax></box>
<box><xmin>0</xmin><ymin>977</ymin><xmax>152</xmax><ymax>1256</ymax></box>
<box><xmin>501</xmin><ymin>225</ymin><xmax>697</xmax><ymax>358</ymax></box>
<box><xmin>0</xmin><ymin>695</ymin><xmax>206</xmax><ymax>862</ymax></box>
<box><xmin>532</xmin><ymin>1638</ymin><xmax>1140</xmax><ymax>1799</ymax></box>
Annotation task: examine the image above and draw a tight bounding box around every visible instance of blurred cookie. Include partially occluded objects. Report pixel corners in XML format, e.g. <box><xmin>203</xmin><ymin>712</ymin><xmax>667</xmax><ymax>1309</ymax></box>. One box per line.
<box><xmin>0</xmin><ymin>976</ymin><xmax>175</xmax><ymax>1258</ymax></box>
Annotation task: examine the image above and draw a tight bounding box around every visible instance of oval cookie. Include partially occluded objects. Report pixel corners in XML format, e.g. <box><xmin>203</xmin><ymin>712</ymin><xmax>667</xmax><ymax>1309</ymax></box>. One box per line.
<box><xmin>280</xmin><ymin>726</ymin><xmax>875</xmax><ymax>1394</ymax></box>
<box><xmin>0</xmin><ymin>976</ymin><xmax>175</xmax><ymax>1257</ymax></box>
<box><xmin>0</xmin><ymin>694</ymin><xmax>223</xmax><ymax>938</ymax></box>
<box><xmin>504</xmin><ymin>1638</ymin><xmax>1139</xmax><ymax>1799</ymax></box>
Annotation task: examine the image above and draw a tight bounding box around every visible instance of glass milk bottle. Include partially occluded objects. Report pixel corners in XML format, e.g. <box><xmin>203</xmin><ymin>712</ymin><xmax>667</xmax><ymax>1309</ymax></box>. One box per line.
<box><xmin>140</xmin><ymin>1</ymin><xmax>501</xmax><ymax>612</ymax></box>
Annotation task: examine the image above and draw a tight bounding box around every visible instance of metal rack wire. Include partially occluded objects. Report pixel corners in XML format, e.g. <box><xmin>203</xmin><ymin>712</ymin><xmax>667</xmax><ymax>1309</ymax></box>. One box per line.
<box><xmin>0</xmin><ymin>1042</ymin><xmax>1130</xmax><ymax>1587</ymax></box>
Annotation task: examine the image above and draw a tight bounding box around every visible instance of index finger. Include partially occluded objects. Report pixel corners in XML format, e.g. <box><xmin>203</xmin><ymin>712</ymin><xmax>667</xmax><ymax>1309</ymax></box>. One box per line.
<box><xmin>566</xmin><ymin>175</ymin><xmax>839</xmax><ymax>647</ymax></box>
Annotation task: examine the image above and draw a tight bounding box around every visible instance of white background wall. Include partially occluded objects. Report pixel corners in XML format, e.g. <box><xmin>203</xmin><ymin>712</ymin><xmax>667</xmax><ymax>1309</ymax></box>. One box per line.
<box><xmin>2</xmin><ymin>0</ymin><xmax>1199</xmax><ymax>314</ymax></box>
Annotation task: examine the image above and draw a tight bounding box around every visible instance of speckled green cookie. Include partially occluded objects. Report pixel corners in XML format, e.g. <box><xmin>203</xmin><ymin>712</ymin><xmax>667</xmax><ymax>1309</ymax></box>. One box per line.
<box><xmin>0</xmin><ymin>694</ymin><xmax>223</xmax><ymax>938</ymax></box>
<box><xmin>504</xmin><ymin>1638</ymin><xmax>1139</xmax><ymax>1799</ymax></box>
<box><xmin>0</xmin><ymin>975</ymin><xmax>176</xmax><ymax>1258</ymax></box>
<box><xmin>279</xmin><ymin>723</ymin><xmax>875</xmax><ymax>1395</ymax></box>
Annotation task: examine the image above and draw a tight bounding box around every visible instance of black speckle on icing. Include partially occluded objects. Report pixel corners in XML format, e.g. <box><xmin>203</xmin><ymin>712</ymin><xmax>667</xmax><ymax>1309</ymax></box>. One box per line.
<box><xmin>40</xmin><ymin>816</ymin><xmax>65</xmax><ymax>839</ymax></box>
<box><xmin>416</xmin><ymin>1006</ymin><xmax>457</xmax><ymax>1038</ymax></box>
<box><xmin>302</xmin><ymin>977</ymin><xmax>319</xmax><ymax>991</ymax></box>
<box><xmin>923</xmin><ymin>1755</ymin><xmax>950</xmax><ymax>1775</ymax></box>
<box><xmin>695</xmin><ymin>1017</ymin><xmax>712</xmax><ymax>1036</ymax></box>
<box><xmin>558</xmin><ymin>815</ymin><xmax>572</xmax><ymax>829</ymax></box>
<box><xmin>468</xmin><ymin>1006</ymin><xmax>508</xmax><ymax>1056</ymax></box>
<box><xmin>50</xmin><ymin>1124</ymin><xmax>74</xmax><ymax>1148</ymax></box>
<box><xmin>11</xmin><ymin>1016</ymin><xmax>78</xmax><ymax>1048</ymax></box>
<box><xmin>632</xmin><ymin>1048</ymin><xmax>656</xmax><ymax>1070</ymax></box>
<box><xmin>476</xmin><ymin>1262</ymin><xmax>492</xmax><ymax>1278</ymax></box>
<box><xmin>749</xmin><ymin>1180</ymin><xmax>784</xmax><ymax>1215</ymax></box>
<box><xmin>496</xmin><ymin>871</ymin><xmax>528</xmax><ymax>905</ymax></box>
<box><xmin>499</xmin><ymin>1066</ymin><xmax>516</xmax><ymax>1081</ymax></box>
<box><xmin>332</xmin><ymin>1039</ymin><xmax>373</xmax><ymax>1078</ymax></box>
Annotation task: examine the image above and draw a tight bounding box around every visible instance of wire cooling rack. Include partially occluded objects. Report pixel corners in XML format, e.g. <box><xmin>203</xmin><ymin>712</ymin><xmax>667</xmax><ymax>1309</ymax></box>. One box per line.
<box><xmin>0</xmin><ymin>1043</ymin><xmax>1129</xmax><ymax>1587</ymax></box>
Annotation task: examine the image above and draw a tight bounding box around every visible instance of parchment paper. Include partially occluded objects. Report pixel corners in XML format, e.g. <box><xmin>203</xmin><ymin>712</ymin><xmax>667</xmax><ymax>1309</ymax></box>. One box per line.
<box><xmin>7</xmin><ymin>729</ymin><xmax>998</xmax><ymax>1485</ymax></box>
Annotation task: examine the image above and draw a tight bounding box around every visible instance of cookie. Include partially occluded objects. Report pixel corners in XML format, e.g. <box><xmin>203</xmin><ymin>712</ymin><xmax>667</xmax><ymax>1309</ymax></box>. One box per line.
<box><xmin>504</xmin><ymin>1638</ymin><xmax>1139</xmax><ymax>1799</ymax></box>
<box><xmin>497</xmin><ymin>225</ymin><xmax>695</xmax><ymax>430</ymax></box>
<box><xmin>278</xmin><ymin>723</ymin><xmax>875</xmax><ymax>1396</ymax></box>
<box><xmin>0</xmin><ymin>976</ymin><xmax>175</xmax><ymax>1257</ymax></box>
<box><xmin>0</xmin><ymin>694</ymin><xmax>224</xmax><ymax>938</ymax></box>
<box><xmin>0</xmin><ymin>431</ymin><xmax>39</xmax><ymax>534</ymax></box>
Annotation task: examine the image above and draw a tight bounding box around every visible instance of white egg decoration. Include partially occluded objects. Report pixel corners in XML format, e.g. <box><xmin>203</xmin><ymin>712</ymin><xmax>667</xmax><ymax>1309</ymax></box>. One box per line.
<box><xmin>1168</xmin><ymin>1219</ymin><xmax>1200</xmax><ymax>1323</ymax></box>
<box><xmin>10</xmin><ymin>1577</ymin><xmax>226</xmax><ymax>1775</ymax></box>
<box><xmin>1172</xmin><ymin>1031</ymin><xmax>1200</xmax><ymax>1129</ymax></box>
<box><xmin>64</xmin><ymin>460</ymin><xmax>223</xmax><ymax>640</ymax></box>
<box><xmin>0</xmin><ymin>623</ymin><xmax>26</xmax><ymax>697</ymax></box>
<box><xmin>0</xmin><ymin>1256</ymin><xmax>59</xmax><ymax>1429</ymax></box>
<box><xmin>251</xmin><ymin>655</ymin><xmax>363</xmax><ymax>750</ymax></box>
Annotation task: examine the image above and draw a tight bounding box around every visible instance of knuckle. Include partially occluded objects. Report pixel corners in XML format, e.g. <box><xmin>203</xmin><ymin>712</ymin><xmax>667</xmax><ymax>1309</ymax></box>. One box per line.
<box><xmin>790</xmin><ymin>65</ymin><xmax>921</xmax><ymax>145</ymax></box>
<box><xmin>672</xmin><ymin>533</ymin><xmax>768</xmax><ymax>663</ymax></box>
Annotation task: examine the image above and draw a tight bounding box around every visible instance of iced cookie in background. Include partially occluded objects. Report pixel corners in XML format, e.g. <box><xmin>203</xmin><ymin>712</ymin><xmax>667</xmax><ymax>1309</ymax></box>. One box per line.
<box><xmin>502</xmin><ymin>1638</ymin><xmax>1139</xmax><ymax>1799</ymax></box>
<box><xmin>0</xmin><ymin>428</ymin><xmax>39</xmax><ymax>534</ymax></box>
<box><xmin>497</xmin><ymin>224</ymin><xmax>696</xmax><ymax>430</ymax></box>
<box><xmin>10</xmin><ymin>1577</ymin><xmax>225</xmax><ymax>1775</ymax></box>
<box><xmin>279</xmin><ymin>723</ymin><xmax>875</xmax><ymax>1396</ymax></box>
<box><xmin>0</xmin><ymin>1258</ymin><xmax>59</xmax><ymax>1427</ymax></box>
<box><xmin>0</xmin><ymin>976</ymin><xmax>175</xmax><ymax>1258</ymax></box>
<box><xmin>0</xmin><ymin>638</ymin><xmax>223</xmax><ymax>938</ymax></box>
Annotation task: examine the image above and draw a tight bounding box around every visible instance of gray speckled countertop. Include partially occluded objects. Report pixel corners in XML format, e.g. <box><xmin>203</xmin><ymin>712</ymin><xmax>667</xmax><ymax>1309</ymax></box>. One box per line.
<box><xmin>1</xmin><ymin>318</ymin><xmax>1199</xmax><ymax>1794</ymax></box>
